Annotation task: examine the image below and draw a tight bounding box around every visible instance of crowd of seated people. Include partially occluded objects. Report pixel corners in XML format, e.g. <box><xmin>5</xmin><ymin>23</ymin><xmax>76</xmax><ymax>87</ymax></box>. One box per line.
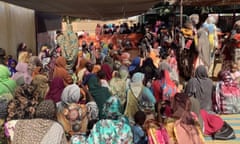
<box><xmin>0</xmin><ymin>15</ymin><xmax>239</xmax><ymax>144</ymax></box>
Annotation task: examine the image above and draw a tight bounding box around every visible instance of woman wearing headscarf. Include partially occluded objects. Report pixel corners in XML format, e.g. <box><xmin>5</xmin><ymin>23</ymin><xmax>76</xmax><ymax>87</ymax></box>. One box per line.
<box><xmin>53</xmin><ymin>56</ymin><xmax>72</xmax><ymax>85</ymax></box>
<box><xmin>109</xmin><ymin>69</ymin><xmax>129</xmax><ymax>107</ymax></box>
<box><xmin>0</xmin><ymin>65</ymin><xmax>17</xmax><ymax>127</ymax></box>
<box><xmin>101</xmin><ymin>62</ymin><xmax>113</xmax><ymax>81</ymax></box>
<box><xmin>102</xmin><ymin>55</ymin><xmax>114</xmax><ymax>70</ymax></box>
<box><xmin>84</xmin><ymin>74</ymin><xmax>111</xmax><ymax>119</ymax></box>
<box><xmin>57</xmin><ymin>83</ymin><xmax>98</xmax><ymax>136</ymax></box>
<box><xmin>57</xmin><ymin>84</ymin><xmax>82</xmax><ymax>133</ymax></box>
<box><xmin>6</xmin><ymin>84</ymin><xmax>41</xmax><ymax>121</ymax></box>
<box><xmin>0</xmin><ymin>65</ymin><xmax>17</xmax><ymax>96</ymax></box>
<box><xmin>159</xmin><ymin>52</ymin><xmax>179</xmax><ymax>83</ymax></box>
<box><xmin>185</xmin><ymin>65</ymin><xmax>213</xmax><ymax>112</ymax></box>
<box><xmin>76</xmin><ymin>58</ymin><xmax>88</xmax><ymax>82</ymax></box>
<box><xmin>172</xmin><ymin>93</ymin><xmax>205</xmax><ymax>144</ymax></box>
<box><xmin>140</xmin><ymin>57</ymin><xmax>157</xmax><ymax>83</ymax></box>
<box><xmin>149</xmin><ymin>49</ymin><xmax>160</xmax><ymax>68</ymax></box>
<box><xmin>87</xmin><ymin>96</ymin><xmax>133</xmax><ymax>144</ymax></box>
<box><xmin>45</xmin><ymin>77</ymin><xmax>65</xmax><ymax>103</ymax></box>
<box><xmin>31</xmin><ymin>74</ymin><xmax>49</xmax><ymax>101</ymax></box>
<box><xmin>7</xmin><ymin>59</ymin><xmax>17</xmax><ymax>77</ymax></box>
<box><xmin>12</xmin><ymin>62</ymin><xmax>32</xmax><ymax>85</ymax></box>
<box><xmin>195</xmin><ymin>27</ymin><xmax>211</xmax><ymax>71</ymax></box>
<box><xmin>171</xmin><ymin>93</ymin><xmax>225</xmax><ymax>141</ymax></box>
<box><xmin>214</xmin><ymin>70</ymin><xmax>240</xmax><ymax>114</ymax></box>
<box><xmin>128</xmin><ymin>56</ymin><xmax>142</xmax><ymax>77</ymax></box>
<box><xmin>5</xmin><ymin>100</ymin><xmax>67</xmax><ymax>144</ymax></box>
<box><xmin>153</xmin><ymin>70</ymin><xmax>177</xmax><ymax>103</ymax></box>
<box><xmin>28</xmin><ymin>56</ymin><xmax>42</xmax><ymax>78</ymax></box>
<box><xmin>124</xmin><ymin>72</ymin><xmax>156</xmax><ymax>121</ymax></box>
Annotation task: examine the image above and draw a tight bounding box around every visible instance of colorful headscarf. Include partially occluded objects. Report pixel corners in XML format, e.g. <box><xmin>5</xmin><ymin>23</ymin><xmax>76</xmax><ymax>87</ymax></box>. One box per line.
<box><xmin>159</xmin><ymin>70</ymin><xmax>177</xmax><ymax>101</ymax></box>
<box><xmin>131</xmin><ymin>72</ymin><xmax>145</xmax><ymax>83</ymax></box>
<box><xmin>9</xmin><ymin>100</ymin><xmax>66</xmax><ymax>144</ymax></box>
<box><xmin>102</xmin><ymin>96</ymin><xmax>122</xmax><ymax>120</ymax></box>
<box><xmin>218</xmin><ymin>70</ymin><xmax>234</xmax><ymax>83</ymax></box>
<box><xmin>7</xmin><ymin>59</ymin><xmax>17</xmax><ymax>77</ymax></box>
<box><xmin>87</xmin><ymin>96</ymin><xmax>133</xmax><ymax>144</ymax></box>
<box><xmin>7</xmin><ymin>84</ymin><xmax>40</xmax><ymax>121</ymax></box>
<box><xmin>129</xmin><ymin>57</ymin><xmax>141</xmax><ymax>72</ymax></box>
<box><xmin>31</xmin><ymin>74</ymin><xmax>49</xmax><ymax>100</ymax></box>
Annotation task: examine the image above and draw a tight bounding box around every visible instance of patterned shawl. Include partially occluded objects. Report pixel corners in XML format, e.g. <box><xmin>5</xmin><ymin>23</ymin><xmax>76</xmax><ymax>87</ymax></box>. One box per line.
<box><xmin>31</xmin><ymin>74</ymin><xmax>49</xmax><ymax>100</ymax></box>
<box><xmin>12</xmin><ymin>119</ymin><xmax>54</xmax><ymax>144</ymax></box>
<box><xmin>11</xmin><ymin>100</ymin><xmax>66</xmax><ymax>144</ymax></box>
<box><xmin>7</xmin><ymin>84</ymin><xmax>40</xmax><ymax>121</ymax></box>
<box><xmin>87</xmin><ymin>96</ymin><xmax>133</xmax><ymax>144</ymax></box>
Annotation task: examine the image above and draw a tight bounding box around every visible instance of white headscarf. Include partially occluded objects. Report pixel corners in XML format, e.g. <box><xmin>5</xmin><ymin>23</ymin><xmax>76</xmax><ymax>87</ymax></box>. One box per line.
<box><xmin>61</xmin><ymin>84</ymin><xmax>81</xmax><ymax>104</ymax></box>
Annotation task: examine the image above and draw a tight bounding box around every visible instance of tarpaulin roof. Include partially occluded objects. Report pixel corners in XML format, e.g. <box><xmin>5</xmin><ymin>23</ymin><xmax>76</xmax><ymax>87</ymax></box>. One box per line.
<box><xmin>182</xmin><ymin>0</ymin><xmax>239</xmax><ymax>6</ymax></box>
<box><xmin>0</xmin><ymin>0</ymin><xmax>160</xmax><ymax>20</ymax></box>
<box><xmin>165</xmin><ymin>0</ymin><xmax>240</xmax><ymax>6</ymax></box>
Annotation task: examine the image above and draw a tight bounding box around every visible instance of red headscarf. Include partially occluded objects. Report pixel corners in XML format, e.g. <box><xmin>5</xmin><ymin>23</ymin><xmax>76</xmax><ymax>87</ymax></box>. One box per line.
<box><xmin>45</xmin><ymin>77</ymin><xmax>65</xmax><ymax>103</ymax></box>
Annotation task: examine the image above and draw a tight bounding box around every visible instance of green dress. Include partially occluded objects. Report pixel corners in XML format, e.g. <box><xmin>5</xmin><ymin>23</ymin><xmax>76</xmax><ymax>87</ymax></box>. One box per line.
<box><xmin>0</xmin><ymin>65</ymin><xmax>16</xmax><ymax>96</ymax></box>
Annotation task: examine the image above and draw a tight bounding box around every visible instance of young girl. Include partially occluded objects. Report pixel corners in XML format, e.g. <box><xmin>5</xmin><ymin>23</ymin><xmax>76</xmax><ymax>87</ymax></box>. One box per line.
<box><xmin>132</xmin><ymin>111</ymin><xmax>147</xmax><ymax>144</ymax></box>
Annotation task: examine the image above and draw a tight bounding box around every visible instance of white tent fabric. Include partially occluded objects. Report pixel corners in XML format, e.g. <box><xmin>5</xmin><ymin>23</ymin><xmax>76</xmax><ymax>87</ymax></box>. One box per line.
<box><xmin>0</xmin><ymin>1</ymin><xmax>36</xmax><ymax>58</ymax></box>
<box><xmin>1</xmin><ymin>0</ymin><xmax>160</xmax><ymax>20</ymax></box>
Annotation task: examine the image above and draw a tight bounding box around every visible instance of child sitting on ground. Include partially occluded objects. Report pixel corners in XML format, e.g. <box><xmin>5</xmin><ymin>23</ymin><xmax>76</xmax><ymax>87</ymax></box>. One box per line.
<box><xmin>132</xmin><ymin>111</ymin><xmax>147</xmax><ymax>144</ymax></box>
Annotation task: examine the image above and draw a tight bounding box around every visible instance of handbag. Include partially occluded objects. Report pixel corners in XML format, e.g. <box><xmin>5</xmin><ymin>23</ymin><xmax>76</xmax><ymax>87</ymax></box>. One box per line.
<box><xmin>213</xmin><ymin>121</ymin><xmax>236</xmax><ymax>140</ymax></box>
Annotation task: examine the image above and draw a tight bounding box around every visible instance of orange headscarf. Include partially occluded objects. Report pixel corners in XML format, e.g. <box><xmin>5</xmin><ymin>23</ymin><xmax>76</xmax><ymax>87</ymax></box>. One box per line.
<box><xmin>149</xmin><ymin>49</ymin><xmax>160</xmax><ymax>68</ymax></box>
<box><xmin>53</xmin><ymin>56</ymin><xmax>72</xmax><ymax>85</ymax></box>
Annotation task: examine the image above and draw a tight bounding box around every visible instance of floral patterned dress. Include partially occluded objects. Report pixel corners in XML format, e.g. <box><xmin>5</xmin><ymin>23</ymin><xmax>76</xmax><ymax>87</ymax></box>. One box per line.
<box><xmin>87</xmin><ymin>118</ymin><xmax>133</xmax><ymax>144</ymax></box>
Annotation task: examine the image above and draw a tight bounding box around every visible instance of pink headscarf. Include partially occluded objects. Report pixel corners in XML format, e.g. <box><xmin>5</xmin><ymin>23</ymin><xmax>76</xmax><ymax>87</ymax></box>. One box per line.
<box><xmin>12</xmin><ymin>62</ymin><xmax>32</xmax><ymax>84</ymax></box>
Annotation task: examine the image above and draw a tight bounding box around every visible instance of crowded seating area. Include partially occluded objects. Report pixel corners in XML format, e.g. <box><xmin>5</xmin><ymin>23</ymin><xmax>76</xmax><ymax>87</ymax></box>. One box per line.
<box><xmin>0</xmin><ymin>13</ymin><xmax>240</xmax><ymax>144</ymax></box>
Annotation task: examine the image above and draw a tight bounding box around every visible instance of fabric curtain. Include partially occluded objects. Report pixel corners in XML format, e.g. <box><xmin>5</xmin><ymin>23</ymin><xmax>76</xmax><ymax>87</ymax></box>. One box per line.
<box><xmin>0</xmin><ymin>1</ymin><xmax>36</xmax><ymax>59</ymax></box>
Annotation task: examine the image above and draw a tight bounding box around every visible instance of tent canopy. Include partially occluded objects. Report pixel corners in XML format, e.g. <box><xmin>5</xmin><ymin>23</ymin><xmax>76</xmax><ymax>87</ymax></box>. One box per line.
<box><xmin>165</xmin><ymin>0</ymin><xmax>239</xmax><ymax>6</ymax></box>
<box><xmin>1</xmin><ymin>0</ymin><xmax>159</xmax><ymax>20</ymax></box>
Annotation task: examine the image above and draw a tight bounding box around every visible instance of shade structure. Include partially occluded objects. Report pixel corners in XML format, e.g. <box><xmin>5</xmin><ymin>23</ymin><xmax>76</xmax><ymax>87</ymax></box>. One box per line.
<box><xmin>165</xmin><ymin>0</ymin><xmax>240</xmax><ymax>6</ymax></box>
<box><xmin>183</xmin><ymin>0</ymin><xmax>239</xmax><ymax>6</ymax></box>
<box><xmin>0</xmin><ymin>0</ymin><xmax>160</xmax><ymax>20</ymax></box>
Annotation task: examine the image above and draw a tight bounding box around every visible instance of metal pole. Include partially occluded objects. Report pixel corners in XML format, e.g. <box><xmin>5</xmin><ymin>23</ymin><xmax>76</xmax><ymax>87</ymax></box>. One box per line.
<box><xmin>180</xmin><ymin>0</ymin><xmax>183</xmax><ymax>27</ymax></box>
